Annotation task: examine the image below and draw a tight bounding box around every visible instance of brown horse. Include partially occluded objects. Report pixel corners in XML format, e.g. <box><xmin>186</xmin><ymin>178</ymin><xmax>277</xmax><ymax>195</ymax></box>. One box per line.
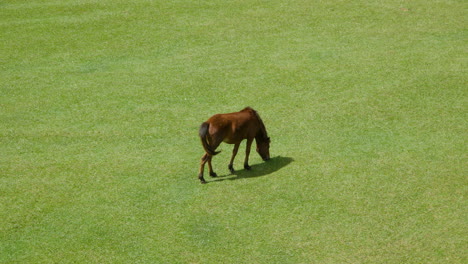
<box><xmin>198</xmin><ymin>107</ymin><xmax>270</xmax><ymax>184</ymax></box>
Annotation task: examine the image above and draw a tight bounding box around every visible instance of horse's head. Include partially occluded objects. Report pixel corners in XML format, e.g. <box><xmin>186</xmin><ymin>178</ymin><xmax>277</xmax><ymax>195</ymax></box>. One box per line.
<box><xmin>256</xmin><ymin>137</ymin><xmax>270</xmax><ymax>161</ymax></box>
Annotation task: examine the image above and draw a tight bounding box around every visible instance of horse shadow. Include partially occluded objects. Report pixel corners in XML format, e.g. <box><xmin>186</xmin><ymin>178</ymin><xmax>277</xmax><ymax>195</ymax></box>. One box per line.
<box><xmin>212</xmin><ymin>156</ymin><xmax>294</xmax><ymax>183</ymax></box>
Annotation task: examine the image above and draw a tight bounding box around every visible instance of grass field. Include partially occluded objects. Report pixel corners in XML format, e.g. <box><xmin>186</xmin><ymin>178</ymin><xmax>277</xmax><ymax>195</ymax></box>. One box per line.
<box><xmin>1</xmin><ymin>0</ymin><xmax>466</xmax><ymax>263</ymax></box>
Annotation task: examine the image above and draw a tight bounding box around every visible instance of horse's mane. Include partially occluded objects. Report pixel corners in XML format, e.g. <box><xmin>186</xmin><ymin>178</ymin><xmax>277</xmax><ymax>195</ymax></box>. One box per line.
<box><xmin>243</xmin><ymin>107</ymin><xmax>269</xmax><ymax>142</ymax></box>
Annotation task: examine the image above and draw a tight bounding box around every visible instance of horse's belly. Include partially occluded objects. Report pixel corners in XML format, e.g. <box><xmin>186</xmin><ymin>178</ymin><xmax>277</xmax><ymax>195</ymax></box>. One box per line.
<box><xmin>223</xmin><ymin>138</ymin><xmax>237</xmax><ymax>144</ymax></box>
<box><xmin>223</xmin><ymin>137</ymin><xmax>244</xmax><ymax>144</ymax></box>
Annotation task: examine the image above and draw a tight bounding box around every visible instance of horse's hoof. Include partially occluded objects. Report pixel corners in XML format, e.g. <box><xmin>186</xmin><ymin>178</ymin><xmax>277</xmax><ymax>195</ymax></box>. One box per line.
<box><xmin>244</xmin><ymin>165</ymin><xmax>251</xmax><ymax>170</ymax></box>
<box><xmin>199</xmin><ymin>174</ymin><xmax>207</xmax><ymax>184</ymax></box>
<box><xmin>210</xmin><ymin>172</ymin><xmax>218</xmax><ymax>178</ymax></box>
<box><xmin>228</xmin><ymin>165</ymin><xmax>235</xmax><ymax>173</ymax></box>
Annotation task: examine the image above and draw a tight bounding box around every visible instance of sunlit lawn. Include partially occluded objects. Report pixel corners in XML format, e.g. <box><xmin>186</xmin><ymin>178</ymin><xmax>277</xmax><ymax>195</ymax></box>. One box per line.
<box><xmin>1</xmin><ymin>0</ymin><xmax>466</xmax><ymax>263</ymax></box>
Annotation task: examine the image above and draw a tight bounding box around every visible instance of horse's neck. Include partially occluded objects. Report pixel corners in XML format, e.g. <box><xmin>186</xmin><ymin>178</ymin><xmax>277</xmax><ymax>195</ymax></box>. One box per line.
<box><xmin>256</xmin><ymin>118</ymin><xmax>268</xmax><ymax>141</ymax></box>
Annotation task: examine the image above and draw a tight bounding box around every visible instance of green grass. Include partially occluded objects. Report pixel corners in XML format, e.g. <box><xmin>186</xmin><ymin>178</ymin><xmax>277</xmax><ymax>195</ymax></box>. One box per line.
<box><xmin>1</xmin><ymin>0</ymin><xmax>466</xmax><ymax>263</ymax></box>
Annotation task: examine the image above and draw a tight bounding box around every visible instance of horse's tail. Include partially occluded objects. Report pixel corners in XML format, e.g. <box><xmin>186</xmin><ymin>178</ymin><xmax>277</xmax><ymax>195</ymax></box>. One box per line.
<box><xmin>199</xmin><ymin>122</ymin><xmax>220</xmax><ymax>156</ymax></box>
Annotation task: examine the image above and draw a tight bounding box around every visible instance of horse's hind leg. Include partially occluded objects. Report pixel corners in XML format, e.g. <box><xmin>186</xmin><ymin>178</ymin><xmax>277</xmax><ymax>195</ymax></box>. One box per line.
<box><xmin>228</xmin><ymin>143</ymin><xmax>240</xmax><ymax>173</ymax></box>
<box><xmin>198</xmin><ymin>153</ymin><xmax>209</xmax><ymax>184</ymax></box>
<box><xmin>208</xmin><ymin>156</ymin><xmax>217</xmax><ymax>177</ymax></box>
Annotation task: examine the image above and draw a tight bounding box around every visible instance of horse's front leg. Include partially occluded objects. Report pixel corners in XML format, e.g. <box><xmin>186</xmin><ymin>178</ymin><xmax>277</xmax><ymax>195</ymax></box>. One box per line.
<box><xmin>244</xmin><ymin>138</ymin><xmax>253</xmax><ymax>170</ymax></box>
<box><xmin>228</xmin><ymin>143</ymin><xmax>240</xmax><ymax>173</ymax></box>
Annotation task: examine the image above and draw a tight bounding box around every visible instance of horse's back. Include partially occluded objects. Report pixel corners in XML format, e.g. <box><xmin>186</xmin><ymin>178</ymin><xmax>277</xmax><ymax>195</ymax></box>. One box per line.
<box><xmin>208</xmin><ymin>110</ymin><xmax>253</xmax><ymax>129</ymax></box>
<box><xmin>206</xmin><ymin>109</ymin><xmax>257</xmax><ymax>143</ymax></box>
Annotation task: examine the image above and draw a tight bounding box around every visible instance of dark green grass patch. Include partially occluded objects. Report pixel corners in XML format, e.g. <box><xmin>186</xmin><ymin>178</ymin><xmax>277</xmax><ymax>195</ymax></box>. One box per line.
<box><xmin>1</xmin><ymin>0</ymin><xmax>466</xmax><ymax>263</ymax></box>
